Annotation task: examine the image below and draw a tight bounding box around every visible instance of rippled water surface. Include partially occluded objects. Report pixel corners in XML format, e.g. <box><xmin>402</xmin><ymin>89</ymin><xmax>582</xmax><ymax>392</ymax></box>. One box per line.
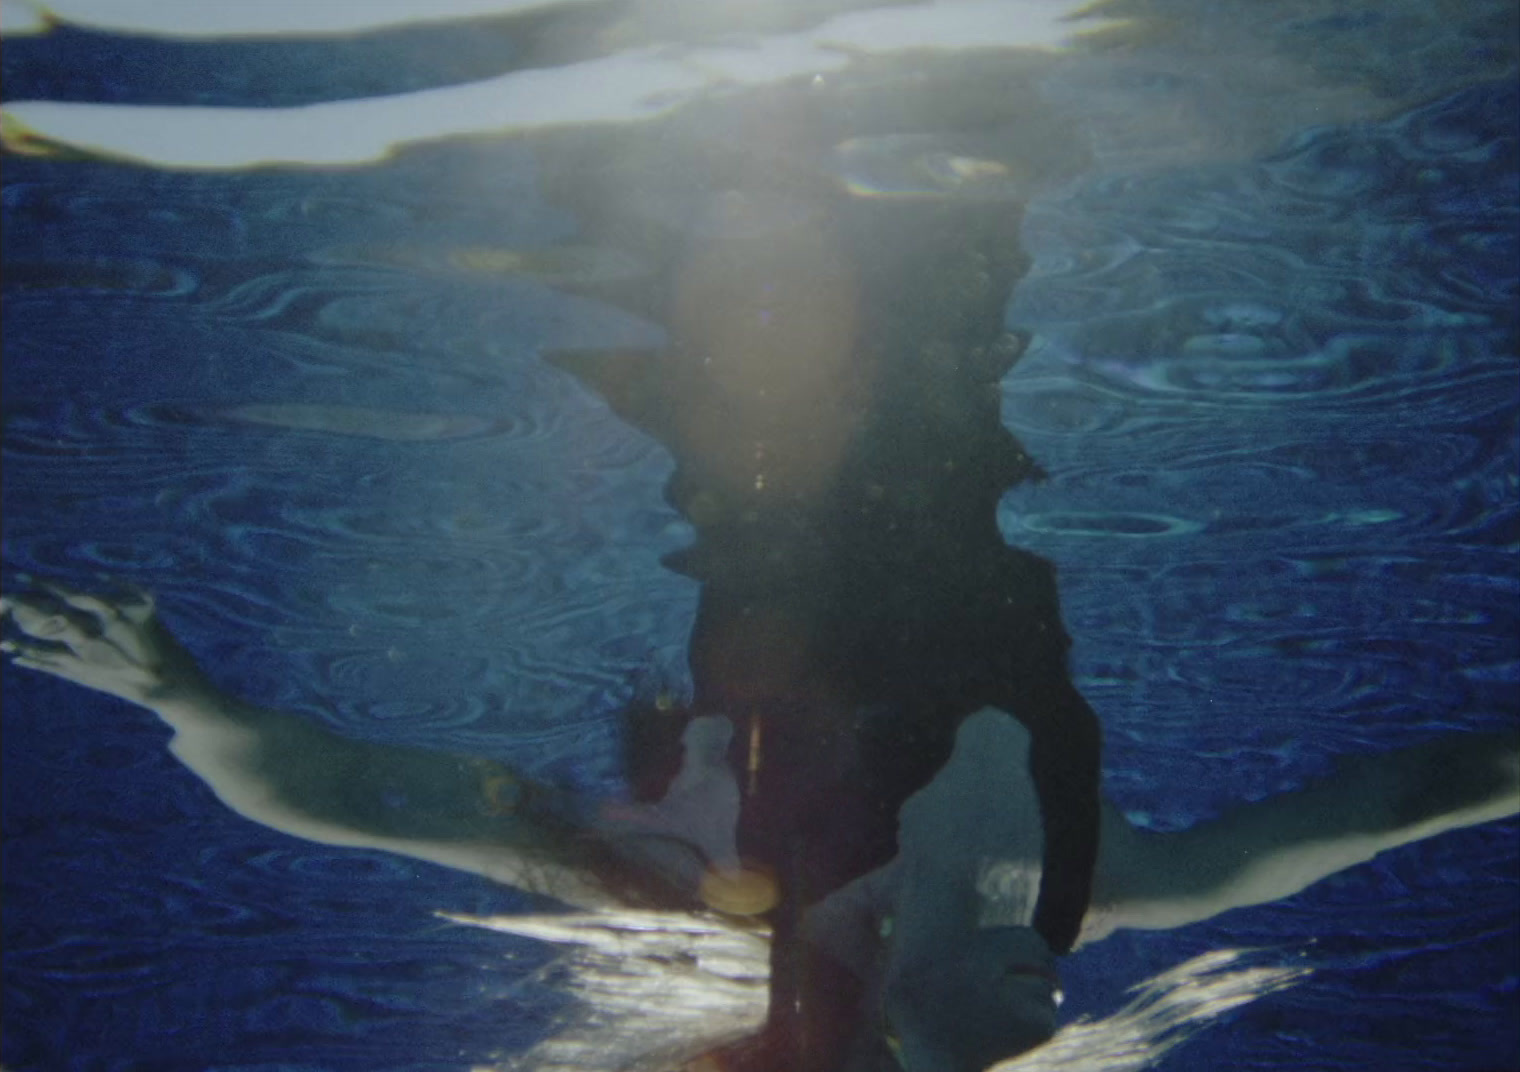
<box><xmin>2</xmin><ymin>3</ymin><xmax>1516</xmax><ymax>1070</ymax></box>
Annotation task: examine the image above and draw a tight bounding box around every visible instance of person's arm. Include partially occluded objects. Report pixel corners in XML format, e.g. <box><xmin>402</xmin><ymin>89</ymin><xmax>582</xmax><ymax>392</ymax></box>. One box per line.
<box><xmin>1</xmin><ymin>583</ymin><xmax>615</xmax><ymax>908</ymax></box>
<box><xmin>802</xmin><ymin>858</ymin><xmax>902</xmax><ymax>979</ymax></box>
<box><xmin>1081</xmin><ymin>732</ymin><xmax>1520</xmax><ymax>943</ymax></box>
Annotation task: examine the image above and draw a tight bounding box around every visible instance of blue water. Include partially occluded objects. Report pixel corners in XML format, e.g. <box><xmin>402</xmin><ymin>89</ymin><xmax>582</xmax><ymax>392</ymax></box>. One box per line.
<box><xmin>3</xmin><ymin>10</ymin><xmax>1517</xmax><ymax>1072</ymax></box>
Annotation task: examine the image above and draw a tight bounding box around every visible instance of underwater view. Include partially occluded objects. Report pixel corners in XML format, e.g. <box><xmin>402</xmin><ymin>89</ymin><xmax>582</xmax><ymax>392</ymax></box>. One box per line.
<box><xmin>2</xmin><ymin>1</ymin><xmax>1516</xmax><ymax>1069</ymax></box>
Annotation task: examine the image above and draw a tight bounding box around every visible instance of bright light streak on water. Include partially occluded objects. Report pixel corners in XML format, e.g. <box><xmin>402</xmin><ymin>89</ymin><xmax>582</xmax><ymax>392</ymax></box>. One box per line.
<box><xmin>0</xmin><ymin>0</ymin><xmax>1117</xmax><ymax>168</ymax></box>
<box><xmin>996</xmin><ymin>949</ymin><xmax>1312</xmax><ymax>1072</ymax></box>
<box><xmin>444</xmin><ymin>910</ymin><xmax>770</xmax><ymax>1070</ymax></box>
<box><xmin>0</xmin><ymin>0</ymin><xmax>605</xmax><ymax>38</ymax></box>
<box><xmin>445</xmin><ymin>909</ymin><xmax>1308</xmax><ymax>1072</ymax></box>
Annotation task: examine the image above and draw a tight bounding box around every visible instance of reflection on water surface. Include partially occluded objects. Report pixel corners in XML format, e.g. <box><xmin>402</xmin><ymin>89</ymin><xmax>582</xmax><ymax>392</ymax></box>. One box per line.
<box><xmin>2</xmin><ymin>1</ymin><xmax>1515</xmax><ymax>1070</ymax></box>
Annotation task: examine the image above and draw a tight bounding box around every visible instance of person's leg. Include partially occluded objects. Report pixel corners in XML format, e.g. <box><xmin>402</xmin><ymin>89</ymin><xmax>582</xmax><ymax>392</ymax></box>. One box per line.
<box><xmin>1019</xmin><ymin>674</ymin><xmax>1103</xmax><ymax>954</ymax></box>
<box><xmin>977</xmin><ymin>548</ymin><xmax>1103</xmax><ymax>956</ymax></box>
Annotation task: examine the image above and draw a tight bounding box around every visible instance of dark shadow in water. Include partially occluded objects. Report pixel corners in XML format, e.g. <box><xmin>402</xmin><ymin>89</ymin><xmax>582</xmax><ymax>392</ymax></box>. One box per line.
<box><xmin>529</xmin><ymin>57</ymin><xmax>1102</xmax><ymax>1068</ymax></box>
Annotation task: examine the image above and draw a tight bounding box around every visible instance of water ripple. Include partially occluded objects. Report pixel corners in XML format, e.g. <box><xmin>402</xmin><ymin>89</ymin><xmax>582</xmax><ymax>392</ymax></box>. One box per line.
<box><xmin>1012</xmin><ymin>81</ymin><xmax>1518</xmax><ymax>408</ymax></box>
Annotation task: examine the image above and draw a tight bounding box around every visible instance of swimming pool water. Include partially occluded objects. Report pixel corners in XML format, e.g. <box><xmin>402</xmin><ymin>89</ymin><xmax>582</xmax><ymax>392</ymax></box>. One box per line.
<box><xmin>2</xmin><ymin>7</ymin><xmax>1515</xmax><ymax>1070</ymax></box>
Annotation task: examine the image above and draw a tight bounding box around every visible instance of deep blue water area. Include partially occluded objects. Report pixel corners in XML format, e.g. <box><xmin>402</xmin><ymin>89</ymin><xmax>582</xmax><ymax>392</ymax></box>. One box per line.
<box><xmin>3</xmin><ymin>13</ymin><xmax>1517</xmax><ymax>1072</ymax></box>
<box><xmin>1001</xmin><ymin>75</ymin><xmax>1519</xmax><ymax>1071</ymax></box>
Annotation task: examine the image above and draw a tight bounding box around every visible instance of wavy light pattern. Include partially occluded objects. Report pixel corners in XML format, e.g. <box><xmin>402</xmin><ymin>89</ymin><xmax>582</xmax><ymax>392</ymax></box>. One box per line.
<box><xmin>0</xmin><ymin>1</ymin><xmax>1116</xmax><ymax>168</ymax></box>
<box><xmin>447</xmin><ymin>909</ymin><xmax>1311</xmax><ymax>1072</ymax></box>
<box><xmin>1</xmin><ymin>5</ymin><xmax>1515</xmax><ymax>1071</ymax></box>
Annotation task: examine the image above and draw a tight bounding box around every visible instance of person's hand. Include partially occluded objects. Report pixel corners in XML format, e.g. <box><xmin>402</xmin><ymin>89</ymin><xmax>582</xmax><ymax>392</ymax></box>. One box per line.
<box><xmin>1</xmin><ymin>580</ymin><xmax>210</xmax><ymax>707</ymax></box>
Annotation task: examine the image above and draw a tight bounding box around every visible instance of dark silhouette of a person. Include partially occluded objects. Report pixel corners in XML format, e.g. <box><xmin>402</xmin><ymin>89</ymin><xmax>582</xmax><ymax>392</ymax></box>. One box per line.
<box><xmin>534</xmin><ymin>78</ymin><xmax>1102</xmax><ymax>1067</ymax></box>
